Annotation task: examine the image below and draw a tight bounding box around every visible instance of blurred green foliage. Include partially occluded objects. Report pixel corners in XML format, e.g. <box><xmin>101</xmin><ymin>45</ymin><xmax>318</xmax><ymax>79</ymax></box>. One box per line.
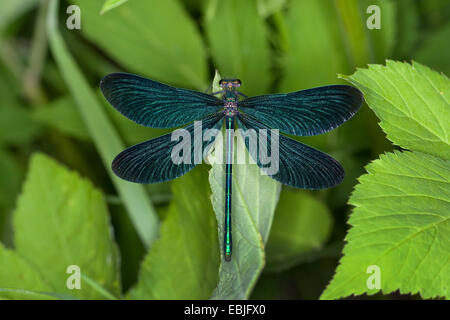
<box><xmin>0</xmin><ymin>0</ymin><xmax>448</xmax><ymax>300</ymax></box>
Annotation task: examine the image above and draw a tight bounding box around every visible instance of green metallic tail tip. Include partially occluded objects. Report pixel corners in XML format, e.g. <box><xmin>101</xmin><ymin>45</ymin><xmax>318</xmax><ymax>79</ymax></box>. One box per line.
<box><xmin>225</xmin><ymin>253</ymin><xmax>232</xmax><ymax>262</ymax></box>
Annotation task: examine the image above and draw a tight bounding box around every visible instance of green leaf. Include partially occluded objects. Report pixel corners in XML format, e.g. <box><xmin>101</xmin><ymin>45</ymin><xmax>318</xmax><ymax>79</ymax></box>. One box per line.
<box><xmin>420</xmin><ymin>0</ymin><xmax>450</xmax><ymax>29</ymax></box>
<box><xmin>393</xmin><ymin>0</ymin><xmax>419</xmax><ymax>58</ymax></box>
<box><xmin>256</xmin><ymin>0</ymin><xmax>287</xmax><ymax>18</ymax></box>
<box><xmin>0</xmin><ymin>288</ymin><xmax>68</xmax><ymax>300</ymax></box>
<box><xmin>13</xmin><ymin>153</ymin><xmax>121</xmax><ymax>299</ymax></box>
<box><xmin>321</xmin><ymin>151</ymin><xmax>449</xmax><ymax>299</ymax></box>
<box><xmin>127</xmin><ymin>167</ymin><xmax>219</xmax><ymax>299</ymax></box>
<box><xmin>0</xmin><ymin>149</ymin><xmax>22</xmax><ymax>211</ymax></box>
<box><xmin>0</xmin><ymin>243</ymin><xmax>54</xmax><ymax>300</ymax></box>
<box><xmin>100</xmin><ymin>0</ymin><xmax>128</xmax><ymax>15</ymax></box>
<box><xmin>33</xmin><ymin>96</ymin><xmax>90</xmax><ymax>141</ymax></box>
<box><xmin>0</xmin><ymin>105</ymin><xmax>42</xmax><ymax>146</ymax></box>
<box><xmin>105</xmin><ymin>96</ymin><xmax>169</xmax><ymax>146</ymax></box>
<box><xmin>47</xmin><ymin>0</ymin><xmax>159</xmax><ymax>248</ymax></box>
<box><xmin>0</xmin><ymin>0</ymin><xmax>37</xmax><ymax>32</ymax></box>
<box><xmin>71</xmin><ymin>0</ymin><xmax>207</xmax><ymax>89</ymax></box>
<box><xmin>276</xmin><ymin>0</ymin><xmax>348</xmax><ymax>91</ymax></box>
<box><xmin>265</xmin><ymin>190</ymin><xmax>333</xmax><ymax>272</ymax></box>
<box><xmin>277</xmin><ymin>0</ymin><xmax>395</xmax><ymax>92</ymax></box>
<box><xmin>208</xmin><ymin>141</ymin><xmax>281</xmax><ymax>299</ymax></box>
<box><xmin>204</xmin><ymin>0</ymin><xmax>271</xmax><ymax>95</ymax></box>
<box><xmin>414</xmin><ymin>22</ymin><xmax>450</xmax><ymax>76</ymax></box>
<box><xmin>33</xmin><ymin>94</ymin><xmax>168</xmax><ymax>146</ymax></box>
<box><xmin>0</xmin><ymin>65</ymin><xmax>19</xmax><ymax>103</ymax></box>
<box><xmin>358</xmin><ymin>0</ymin><xmax>396</xmax><ymax>63</ymax></box>
<box><xmin>332</xmin><ymin>0</ymin><xmax>395</xmax><ymax>67</ymax></box>
<box><xmin>324</xmin><ymin>61</ymin><xmax>450</xmax><ymax>300</ymax></box>
<box><xmin>340</xmin><ymin>60</ymin><xmax>450</xmax><ymax>160</ymax></box>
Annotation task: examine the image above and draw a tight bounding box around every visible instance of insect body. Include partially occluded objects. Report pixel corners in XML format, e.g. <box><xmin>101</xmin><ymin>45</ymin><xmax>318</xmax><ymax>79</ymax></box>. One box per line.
<box><xmin>217</xmin><ymin>79</ymin><xmax>241</xmax><ymax>260</ymax></box>
<box><xmin>100</xmin><ymin>73</ymin><xmax>363</xmax><ymax>261</ymax></box>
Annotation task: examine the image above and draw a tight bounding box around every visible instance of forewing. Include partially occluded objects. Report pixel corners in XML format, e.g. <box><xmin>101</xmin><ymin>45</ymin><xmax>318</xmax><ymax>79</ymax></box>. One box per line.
<box><xmin>237</xmin><ymin>113</ymin><xmax>344</xmax><ymax>189</ymax></box>
<box><xmin>112</xmin><ymin>113</ymin><xmax>224</xmax><ymax>183</ymax></box>
<box><xmin>101</xmin><ymin>73</ymin><xmax>223</xmax><ymax>128</ymax></box>
<box><xmin>239</xmin><ymin>85</ymin><xmax>363</xmax><ymax>136</ymax></box>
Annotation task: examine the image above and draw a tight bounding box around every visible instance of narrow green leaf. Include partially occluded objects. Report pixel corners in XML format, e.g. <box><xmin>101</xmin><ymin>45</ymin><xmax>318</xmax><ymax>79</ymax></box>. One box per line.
<box><xmin>0</xmin><ymin>0</ymin><xmax>37</xmax><ymax>32</ymax></box>
<box><xmin>71</xmin><ymin>0</ymin><xmax>207</xmax><ymax>89</ymax></box>
<box><xmin>127</xmin><ymin>168</ymin><xmax>219</xmax><ymax>299</ymax></box>
<box><xmin>265</xmin><ymin>190</ymin><xmax>333</xmax><ymax>272</ymax></box>
<box><xmin>13</xmin><ymin>153</ymin><xmax>121</xmax><ymax>299</ymax></box>
<box><xmin>0</xmin><ymin>288</ymin><xmax>67</xmax><ymax>300</ymax></box>
<box><xmin>47</xmin><ymin>0</ymin><xmax>159</xmax><ymax>248</ymax></box>
<box><xmin>321</xmin><ymin>151</ymin><xmax>450</xmax><ymax>299</ymax></box>
<box><xmin>100</xmin><ymin>0</ymin><xmax>129</xmax><ymax>15</ymax></box>
<box><xmin>340</xmin><ymin>60</ymin><xmax>450</xmax><ymax>160</ymax></box>
<box><xmin>208</xmin><ymin>142</ymin><xmax>281</xmax><ymax>299</ymax></box>
<box><xmin>204</xmin><ymin>0</ymin><xmax>271</xmax><ymax>95</ymax></box>
<box><xmin>81</xmin><ymin>274</ymin><xmax>117</xmax><ymax>300</ymax></box>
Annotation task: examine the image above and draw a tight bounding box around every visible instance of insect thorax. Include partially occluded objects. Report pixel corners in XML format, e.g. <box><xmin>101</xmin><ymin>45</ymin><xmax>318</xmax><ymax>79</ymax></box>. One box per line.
<box><xmin>222</xmin><ymin>91</ymin><xmax>238</xmax><ymax>117</ymax></box>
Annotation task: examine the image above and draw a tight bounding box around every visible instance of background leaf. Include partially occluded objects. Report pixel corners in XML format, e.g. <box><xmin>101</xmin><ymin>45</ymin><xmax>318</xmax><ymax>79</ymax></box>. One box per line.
<box><xmin>276</xmin><ymin>0</ymin><xmax>395</xmax><ymax>93</ymax></box>
<box><xmin>256</xmin><ymin>0</ymin><xmax>287</xmax><ymax>18</ymax></box>
<box><xmin>321</xmin><ymin>151</ymin><xmax>449</xmax><ymax>299</ymax></box>
<box><xmin>12</xmin><ymin>153</ymin><xmax>120</xmax><ymax>299</ymax></box>
<box><xmin>72</xmin><ymin>0</ymin><xmax>207</xmax><ymax>89</ymax></box>
<box><xmin>414</xmin><ymin>23</ymin><xmax>450</xmax><ymax>76</ymax></box>
<box><xmin>0</xmin><ymin>150</ymin><xmax>22</xmax><ymax>223</ymax></box>
<box><xmin>127</xmin><ymin>167</ymin><xmax>219</xmax><ymax>299</ymax></box>
<box><xmin>0</xmin><ymin>0</ymin><xmax>448</xmax><ymax>301</ymax></box>
<box><xmin>32</xmin><ymin>94</ymin><xmax>169</xmax><ymax>145</ymax></box>
<box><xmin>209</xmin><ymin>147</ymin><xmax>281</xmax><ymax>299</ymax></box>
<box><xmin>100</xmin><ymin>0</ymin><xmax>129</xmax><ymax>15</ymax></box>
<box><xmin>265</xmin><ymin>190</ymin><xmax>333</xmax><ymax>272</ymax></box>
<box><xmin>0</xmin><ymin>0</ymin><xmax>38</xmax><ymax>32</ymax></box>
<box><xmin>322</xmin><ymin>61</ymin><xmax>450</xmax><ymax>300</ymax></box>
<box><xmin>32</xmin><ymin>96</ymin><xmax>90</xmax><ymax>141</ymax></box>
<box><xmin>394</xmin><ymin>0</ymin><xmax>419</xmax><ymax>58</ymax></box>
<box><xmin>47</xmin><ymin>0</ymin><xmax>159</xmax><ymax>248</ymax></box>
<box><xmin>204</xmin><ymin>0</ymin><xmax>271</xmax><ymax>95</ymax></box>
<box><xmin>341</xmin><ymin>61</ymin><xmax>450</xmax><ymax>160</ymax></box>
<box><xmin>276</xmin><ymin>0</ymin><xmax>348</xmax><ymax>92</ymax></box>
<box><xmin>0</xmin><ymin>243</ymin><xmax>54</xmax><ymax>300</ymax></box>
<box><xmin>0</xmin><ymin>105</ymin><xmax>42</xmax><ymax>146</ymax></box>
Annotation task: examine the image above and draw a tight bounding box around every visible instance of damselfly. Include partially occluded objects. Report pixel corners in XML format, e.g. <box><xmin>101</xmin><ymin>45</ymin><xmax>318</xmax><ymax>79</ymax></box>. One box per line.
<box><xmin>100</xmin><ymin>73</ymin><xmax>363</xmax><ymax>261</ymax></box>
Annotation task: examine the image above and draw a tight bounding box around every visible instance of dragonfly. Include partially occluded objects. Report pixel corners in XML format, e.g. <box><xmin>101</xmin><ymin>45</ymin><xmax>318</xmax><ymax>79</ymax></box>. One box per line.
<box><xmin>100</xmin><ymin>73</ymin><xmax>363</xmax><ymax>261</ymax></box>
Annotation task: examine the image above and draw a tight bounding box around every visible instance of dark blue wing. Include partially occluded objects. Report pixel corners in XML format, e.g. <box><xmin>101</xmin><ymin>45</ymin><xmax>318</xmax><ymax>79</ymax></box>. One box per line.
<box><xmin>101</xmin><ymin>73</ymin><xmax>223</xmax><ymax>128</ymax></box>
<box><xmin>112</xmin><ymin>113</ymin><xmax>224</xmax><ymax>183</ymax></box>
<box><xmin>237</xmin><ymin>113</ymin><xmax>344</xmax><ymax>189</ymax></box>
<box><xmin>238</xmin><ymin>85</ymin><xmax>363</xmax><ymax>136</ymax></box>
